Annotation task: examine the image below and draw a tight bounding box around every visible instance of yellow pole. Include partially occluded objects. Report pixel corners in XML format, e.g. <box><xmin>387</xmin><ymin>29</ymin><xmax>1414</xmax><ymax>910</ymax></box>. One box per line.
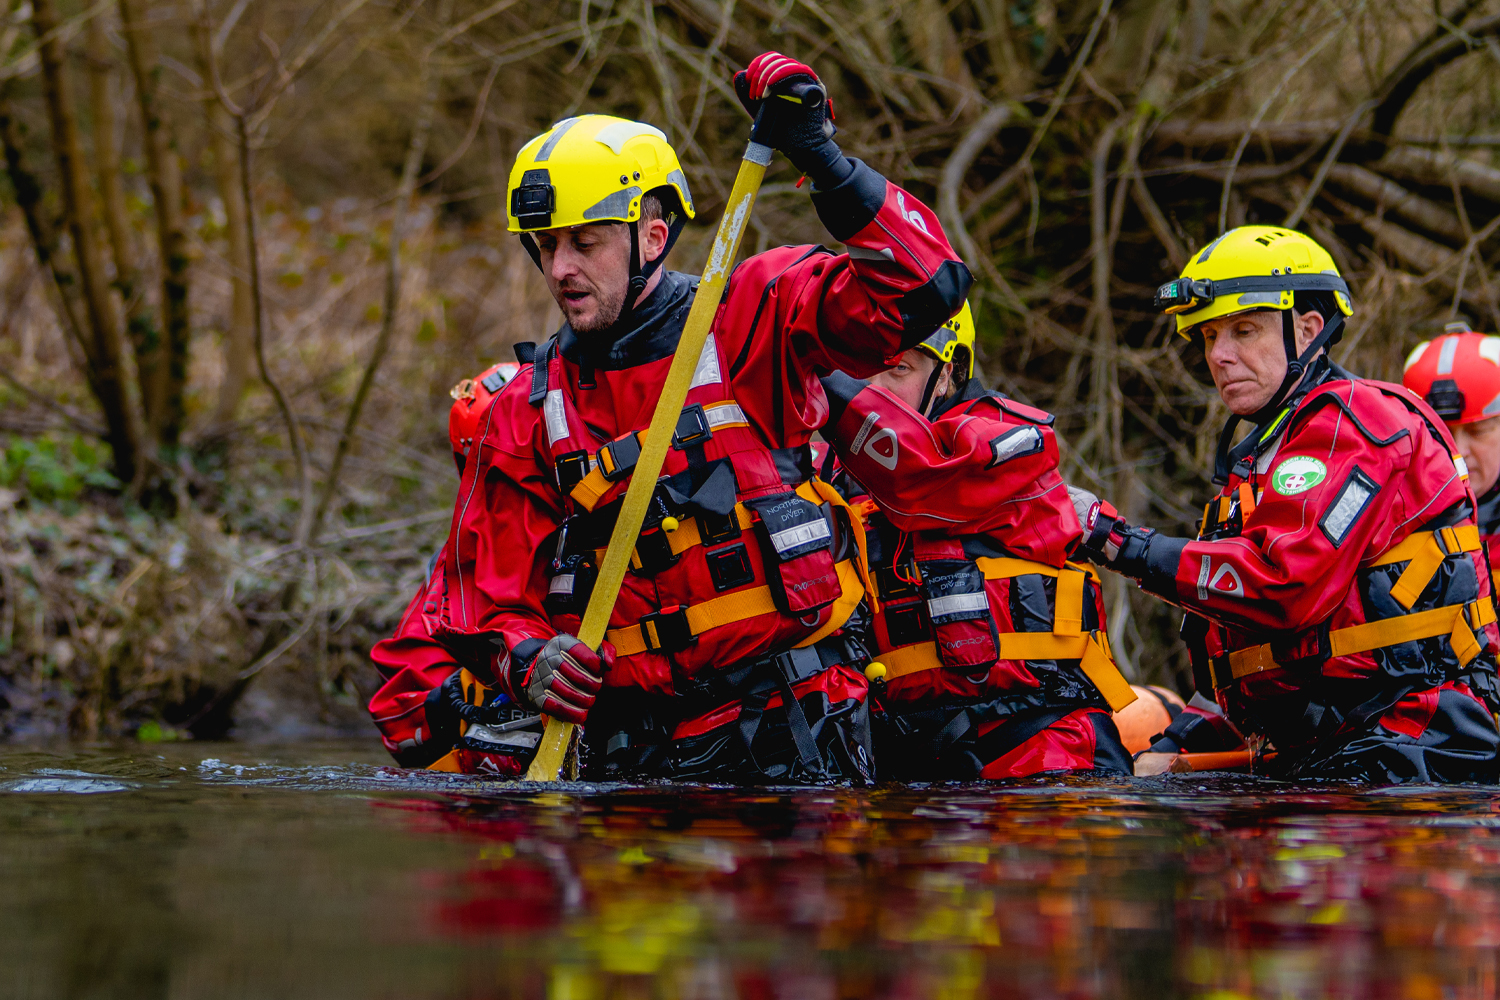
<box><xmin>523</xmin><ymin>138</ymin><xmax>777</xmax><ymax>781</ymax></box>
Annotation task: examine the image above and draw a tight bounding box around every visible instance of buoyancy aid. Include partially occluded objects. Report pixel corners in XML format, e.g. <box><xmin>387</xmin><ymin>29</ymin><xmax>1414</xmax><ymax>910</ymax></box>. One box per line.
<box><xmin>1162</xmin><ymin>362</ymin><xmax>1500</xmax><ymax>750</ymax></box>
<box><xmin>819</xmin><ymin>374</ymin><xmax>1136</xmax><ymax>716</ymax></box>
<box><xmin>859</xmin><ymin>509</ymin><xmax>1135</xmax><ymax>714</ymax></box>
<box><xmin>531</xmin><ymin>325</ymin><xmax>870</xmax><ymax>698</ymax></box>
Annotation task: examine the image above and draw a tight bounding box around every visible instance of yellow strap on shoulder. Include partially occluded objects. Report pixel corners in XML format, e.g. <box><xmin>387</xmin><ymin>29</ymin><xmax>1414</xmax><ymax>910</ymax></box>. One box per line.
<box><xmin>975</xmin><ymin>557</ymin><xmax>1062</xmax><ymax>580</ymax></box>
<box><xmin>1077</xmin><ymin>633</ymin><xmax>1137</xmax><ymax>711</ymax></box>
<box><xmin>1054</xmin><ymin>566</ymin><xmax>1086</xmax><ymax>637</ymax></box>
<box><xmin>1374</xmin><ymin>525</ymin><xmax>1480</xmax><ymax>610</ymax></box>
<box><xmin>525</xmin><ymin>138</ymin><xmax>774</xmax><ymax>781</ymax></box>
<box><xmin>570</xmin><ymin>465</ymin><xmax>613</xmax><ymax>513</ymax></box>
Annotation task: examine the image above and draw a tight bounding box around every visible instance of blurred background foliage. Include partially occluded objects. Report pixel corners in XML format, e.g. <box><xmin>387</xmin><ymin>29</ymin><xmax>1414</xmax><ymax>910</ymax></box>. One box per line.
<box><xmin>0</xmin><ymin>0</ymin><xmax>1495</xmax><ymax>738</ymax></box>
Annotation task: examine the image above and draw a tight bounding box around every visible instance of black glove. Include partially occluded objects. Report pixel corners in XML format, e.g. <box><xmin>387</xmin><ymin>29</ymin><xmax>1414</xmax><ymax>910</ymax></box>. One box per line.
<box><xmin>1068</xmin><ymin>487</ymin><xmax>1160</xmax><ymax>582</ymax></box>
<box><xmin>423</xmin><ymin>669</ymin><xmax>509</xmax><ymax>751</ymax></box>
<box><xmin>733</xmin><ymin>51</ymin><xmax>852</xmax><ymax>189</ymax></box>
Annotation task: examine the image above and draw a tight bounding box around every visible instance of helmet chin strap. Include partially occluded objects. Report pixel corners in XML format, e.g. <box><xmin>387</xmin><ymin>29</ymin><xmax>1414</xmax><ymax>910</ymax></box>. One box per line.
<box><xmin>1212</xmin><ymin>309</ymin><xmax>1346</xmax><ymax>484</ymax></box>
<box><xmin>614</xmin><ymin>213</ymin><xmax>687</xmax><ymax>329</ymax></box>
<box><xmin>918</xmin><ymin>360</ymin><xmax>947</xmax><ymax>418</ymax></box>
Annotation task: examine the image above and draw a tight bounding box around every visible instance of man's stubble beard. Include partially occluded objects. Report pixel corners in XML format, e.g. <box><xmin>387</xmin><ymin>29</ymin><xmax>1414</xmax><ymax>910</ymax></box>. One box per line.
<box><xmin>566</xmin><ymin>279</ymin><xmax>627</xmax><ymax>335</ymax></box>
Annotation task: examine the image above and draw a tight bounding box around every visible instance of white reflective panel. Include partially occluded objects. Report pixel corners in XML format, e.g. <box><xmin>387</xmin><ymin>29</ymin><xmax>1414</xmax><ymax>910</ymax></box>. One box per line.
<box><xmin>927</xmin><ymin>593</ymin><xmax>988</xmax><ymax>619</ymax></box>
<box><xmin>769</xmin><ymin>519</ymin><xmax>831</xmax><ymax>554</ymax></box>
<box><xmin>544</xmin><ymin>389</ymin><xmax>569</xmax><ymax>445</ymax></box>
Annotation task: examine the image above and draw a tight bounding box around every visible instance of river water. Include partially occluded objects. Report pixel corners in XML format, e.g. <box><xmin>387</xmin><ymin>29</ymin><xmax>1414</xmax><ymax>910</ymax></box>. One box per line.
<box><xmin>2</xmin><ymin>741</ymin><xmax>1498</xmax><ymax>999</ymax></box>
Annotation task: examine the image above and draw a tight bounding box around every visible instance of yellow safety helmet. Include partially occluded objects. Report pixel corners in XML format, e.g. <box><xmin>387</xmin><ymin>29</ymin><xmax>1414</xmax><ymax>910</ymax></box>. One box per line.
<box><xmin>507</xmin><ymin>114</ymin><xmax>695</xmax><ymax>233</ymax></box>
<box><xmin>1155</xmin><ymin>226</ymin><xmax>1353</xmax><ymax>338</ymax></box>
<box><xmin>917</xmin><ymin>300</ymin><xmax>975</xmax><ymax>379</ymax></box>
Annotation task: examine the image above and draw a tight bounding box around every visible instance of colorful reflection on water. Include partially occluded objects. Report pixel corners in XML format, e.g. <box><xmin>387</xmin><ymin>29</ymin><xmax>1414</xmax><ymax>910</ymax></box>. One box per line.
<box><xmin>0</xmin><ymin>742</ymin><xmax>1498</xmax><ymax>998</ymax></box>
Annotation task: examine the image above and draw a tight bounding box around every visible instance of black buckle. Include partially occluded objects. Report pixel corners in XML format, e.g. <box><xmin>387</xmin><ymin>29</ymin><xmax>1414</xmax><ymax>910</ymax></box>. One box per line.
<box><xmin>706</xmin><ymin>541</ymin><xmax>754</xmax><ymax>591</ymax></box>
<box><xmin>698</xmin><ymin>508</ymin><xmax>742</xmax><ymax>545</ymax></box>
<box><xmin>876</xmin><ymin>564</ymin><xmax>920</xmax><ymax>600</ymax></box>
<box><xmin>672</xmin><ymin>404</ymin><xmax>713</xmax><ymax>451</ymax></box>
<box><xmin>885</xmin><ymin>599</ymin><xmax>927</xmax><ymax>646</ymax></box>
<box><xmin>630</xmin><ymin>527</ymin><xmax>680</xmax><ymax>576</ymax></box>
<box><xmin>555</xmin><ymin>450</ymin><xmax>591</xmax><ymax>492</ymax></box>
<box><xmin>640</xmin><ymin>605</ymin><xmax>695</xmax><ymax>653</ymax></box>
<box><xmin>600</xmin><ymin>434</ymin><xmax>642</xmax><ymax>482</ymax></box>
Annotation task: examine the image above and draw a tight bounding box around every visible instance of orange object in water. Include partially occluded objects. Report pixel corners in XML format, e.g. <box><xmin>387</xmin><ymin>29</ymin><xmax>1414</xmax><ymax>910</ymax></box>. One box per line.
<box><xmin>1111</xmin><ymin>684</ymin><xmax>1187</xmax><ymax>754</ymax></box>
<box><xmin>1170</xmin><ymin>750</ymin><xmax>1254</xmax><ymax>772</ymax></box>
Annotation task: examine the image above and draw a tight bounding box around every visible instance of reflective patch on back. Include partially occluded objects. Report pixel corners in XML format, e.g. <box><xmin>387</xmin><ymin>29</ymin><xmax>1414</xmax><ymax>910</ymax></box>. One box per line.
<box><xmin>1197</xmin><ymin>554</ymin><xmax>1212</xmax><ymax>601</ymax></box>
<box><xmin>1318</xmin><ymin>467</ymin><xmax>1380</xmax><ymax>548</ymax></box>
<box><xmin>544</xmin><ymin>389</ymin><xmax>569</xmax><ymax>446</ymax></box>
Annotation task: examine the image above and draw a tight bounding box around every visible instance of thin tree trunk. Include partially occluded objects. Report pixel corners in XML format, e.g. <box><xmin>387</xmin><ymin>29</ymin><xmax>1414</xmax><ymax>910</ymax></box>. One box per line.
<box><xmin>119</xmin><ymin>0</ymin><xmax>191</xmax><ymax>453</ymax></box>
<box><xmin>305</xmin><ymin>53</ymin><xmax>442</xmax><ymax>542</ymax></box>
<box><xmin>0</xmin><ymin>81</ymin><xmax>90</xmax><ymax>364</ymax></box>
<box><xmin>32</xmin><ymin>0</ymin><xmax>142</xmax><ymax>484</ymax></box>
<box><xmin>86</xmin><ymin>10</ymin><xmax>159</xmax><ymax>431</ymax></box>
<box><xmin>193</xmin><ymin>13</ymin><xmax>254</xmax><ymax>433</ymax></box>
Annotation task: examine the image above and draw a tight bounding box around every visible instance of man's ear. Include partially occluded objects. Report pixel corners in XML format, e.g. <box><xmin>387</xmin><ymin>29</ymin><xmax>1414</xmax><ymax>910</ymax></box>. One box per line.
<box><xmin>1294</xmin><ymin>308</ymin><xmax>1326</xmax><ymax>354</ymax></box>
<box><xmin>641</xmin><ymin>218</ymin><xmax>672</xmax><ymax>265</ymax></box>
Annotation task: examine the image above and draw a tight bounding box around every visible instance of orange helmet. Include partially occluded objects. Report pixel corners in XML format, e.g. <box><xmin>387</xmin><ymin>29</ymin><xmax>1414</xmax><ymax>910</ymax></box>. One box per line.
<box><xmin>1402</xmin><ymin>322</ymin><xmax>1500</xmax><ymax>425</ymax></box>
<box><xmin>1112</xmin><ymin>685</ymin><xmax>1187</xmax><ymax>754</ymax></box>
<box><xmin>449</xmin><ymin>363</ymin><xmax>520</xmax><ymax>471</ymax></box>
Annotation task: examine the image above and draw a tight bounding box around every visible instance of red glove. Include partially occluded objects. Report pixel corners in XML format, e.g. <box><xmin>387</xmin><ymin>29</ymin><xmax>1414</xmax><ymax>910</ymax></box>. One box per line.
<box><xmin>740</xmin><ymin>51</ymin><xmax>821</xmax><ymax>101</ymax></box>
<box><xmin>516</xmin><ymin>634</ymin><xmax>609</xmax><ymax>724</ymax></box>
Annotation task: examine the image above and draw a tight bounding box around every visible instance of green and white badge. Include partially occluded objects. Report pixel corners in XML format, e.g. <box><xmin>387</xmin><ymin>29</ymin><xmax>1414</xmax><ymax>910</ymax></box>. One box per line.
<box><xmin>1270</xmin><ymin>455</ymin><xmax>1327</xmax><ymax>495</ymax></box>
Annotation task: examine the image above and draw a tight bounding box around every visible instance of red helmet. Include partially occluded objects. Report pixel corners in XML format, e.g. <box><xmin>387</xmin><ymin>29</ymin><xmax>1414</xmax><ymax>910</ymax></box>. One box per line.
<box><xmin>449</xmin><ymin>362</ymin><xmax>519</xmax><ymax>471</ymax></box>
<box><xmin>1402</xmin><ymin>323</ymin><xmax>1500</xmax><ymax>425</ymax></box>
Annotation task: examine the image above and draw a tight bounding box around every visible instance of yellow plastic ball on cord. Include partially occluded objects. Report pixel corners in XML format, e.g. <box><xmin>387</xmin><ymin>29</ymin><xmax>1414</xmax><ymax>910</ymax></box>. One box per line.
<box><xmin>865</xmin><ymin>662</ymin><xmax>887</xmax><ymax>683</ymax></box>
<box><xmin>661</xmin><ymin>516</ymin><xmax>680</xmax><ymax>533</ymax></box>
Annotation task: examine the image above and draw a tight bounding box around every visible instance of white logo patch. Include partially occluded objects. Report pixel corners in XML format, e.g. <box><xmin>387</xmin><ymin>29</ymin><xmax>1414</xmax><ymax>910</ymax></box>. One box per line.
<box><xmin>864</xmin><ymin>428</ymin><xmax>899</xmax><ymax>471</ymax></box>
<box><xmin>1209</xmin><ymin>563</ymin><xmax>1245</xmax><ymax>598</ymax></box>
<box><xmin>895</xmin><ymin>191</ymin><xmax>930</xmax><ymax>235</ymax></box>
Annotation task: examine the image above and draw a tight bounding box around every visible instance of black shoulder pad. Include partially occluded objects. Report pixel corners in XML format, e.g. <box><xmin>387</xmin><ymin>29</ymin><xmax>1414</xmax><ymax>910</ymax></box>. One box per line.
<box><xmin>513</xmin><ymin>341</ymin><xmax>537</xmax><ymax>365</ymax></box>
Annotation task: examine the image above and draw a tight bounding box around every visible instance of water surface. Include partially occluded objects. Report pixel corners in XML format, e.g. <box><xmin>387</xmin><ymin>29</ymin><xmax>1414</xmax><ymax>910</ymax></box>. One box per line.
<box><xmin>2</xmin><ymin>741</ymin><xmax>1498</xmax><ymax>999</ymax></box>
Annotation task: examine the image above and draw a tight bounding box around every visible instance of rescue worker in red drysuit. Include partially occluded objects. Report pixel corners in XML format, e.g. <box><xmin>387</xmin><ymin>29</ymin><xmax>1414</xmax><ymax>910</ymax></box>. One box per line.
<box><xmin>1403</xmin><ymin>322</ymin><xmax>1500</xmax><ymax>582</ymax></box>
<box><xmin>1073</xmin><ymin>226</ymin><xmax>1500</xmax><ymax>783</ymax></box>
<box><xmin>420</xmin><ymin>53</ymin><xmax>972</xmax><ymax>782</ymax></box>
<box><xmin>817</xmin><ymin>304</ymin><xmax>1137</xmax><ymax>779</ymax></box>
<box><xmin>367</xmin><ymin>362</ymin><xmax>546</xmax><ymax>775</ymax></box>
